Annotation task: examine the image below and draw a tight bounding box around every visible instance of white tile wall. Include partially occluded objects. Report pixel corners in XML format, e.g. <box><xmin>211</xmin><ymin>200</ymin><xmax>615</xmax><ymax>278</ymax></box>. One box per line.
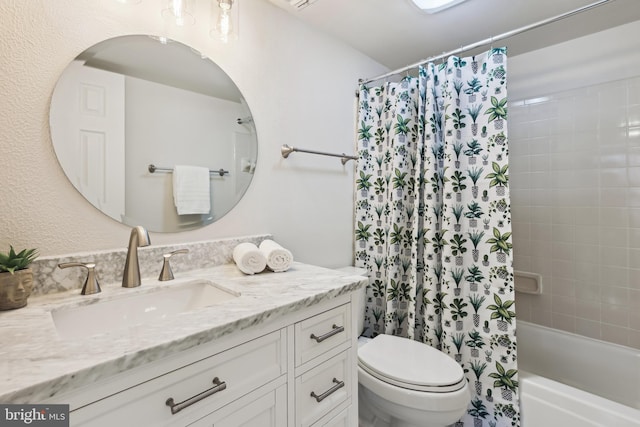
<box><xmin>511</xmin><ymin>75</ymin><xmax>640</xmax><ymax>349</ymax></box>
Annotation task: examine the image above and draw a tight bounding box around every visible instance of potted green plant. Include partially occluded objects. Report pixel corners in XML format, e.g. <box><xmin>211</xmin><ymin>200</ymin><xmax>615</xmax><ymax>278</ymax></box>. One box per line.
<box><xmin>371</xmin><ymin>308</ymin><xmax>384</xmax><ymax>332</ymax></box>
<box><xmin>485</xmin><ymin>96</ymin><xmax>508</xmax><ymax>129</ymax></box>
<box><xmin>449</xmin><ymin>297</ymin><xmax>468</xmax><ymax>331</ymax></box>
<box><xmin>486</xmin><ymin>227</ymin><xmax>513</xmax><ymax>263</ymax></box>
<box><xmin>464</xmin><ymin>139</ymin><xmax>483</xmax><ymax>165</ymax></box>
<box><xmin>355</xmin><ymin>221</ymin><xmax>372</xmax><ymax>249</ymax></box>
<box><xmin>356</xmin><ymin>171</ymin><xmax>373</xmax><ymax>197</ymax></box>
<box><xmin>451</xmin><ymin>333</ymin><xmax>465</xmax><ymax>362</ymax></box>
<box><xmin>0</xmin><ymin>246</ymin><xmax>38</xmax><ymax>310</ymax></box>
<box><xmin>393</xmin><ymin>115</ymin><xmax>411</xmax><ymax>143</ymax></box>
<box><xmin>487</xmin><ymin>293</ymin><xmax>516</xmax><ymax>331</ymax></box>
<box><xmin>468</xmin><ymin>397</ymin><xmax>489</xmax><ymax>427</ymax></box>
<box><xmin>469</xmin><ymin>360</ymin><xmax>488</xmax><ymax>396</ymax></box>
<box><xmin>468</xmin><ymin>293</ymin><xmax>486</xmax><ymax>326</ymax></box>
<box><xmin>488</xmin><ymin>361</ymin><xmax>518</xmax><ymax>401</ymax></box>
<box><xmin>358</xmin><ymin>120</ymin><xmax>373</xmax><ymax>147</ymax></box>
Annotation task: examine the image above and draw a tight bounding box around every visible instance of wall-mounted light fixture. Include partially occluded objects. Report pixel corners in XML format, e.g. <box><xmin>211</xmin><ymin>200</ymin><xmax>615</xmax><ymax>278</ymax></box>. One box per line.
<box><xmin>210</xmin><ymin>0</ymin><xmax>238</xmax><ymax>43</ymax></box>
<box><xmin>267</xmin><ymin>0</ymin><xmax>317</xmax><ymax>11</ymax></box>
<box><xmin>114</xmin><ymin>0</ymin><xmax>240</xmax><ymax>41</ymax></box>
<box><xmin>409</xmin><ymin>0</ymin><xmax>468</xmax><ymax>14</ymax></box>
<box><xmin>162</xmin><ymin>0</ymin><xmax>196</xmax><ymax>26</ymax></box>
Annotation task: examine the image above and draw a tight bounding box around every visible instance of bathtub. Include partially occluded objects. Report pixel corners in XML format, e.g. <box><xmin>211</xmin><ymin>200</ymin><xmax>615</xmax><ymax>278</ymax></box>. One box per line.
<box><xmin>517</xmin><ymin>321</ymin><xmax>640</xmax><ymax>427</ymax></box>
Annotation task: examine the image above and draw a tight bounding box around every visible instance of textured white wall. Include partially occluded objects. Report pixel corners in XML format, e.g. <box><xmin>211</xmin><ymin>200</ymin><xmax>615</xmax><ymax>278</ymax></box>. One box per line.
<box><xmin>0</xmin><ymin>0</ymin><xmax>387</xmax><ymax>266</ymax></box>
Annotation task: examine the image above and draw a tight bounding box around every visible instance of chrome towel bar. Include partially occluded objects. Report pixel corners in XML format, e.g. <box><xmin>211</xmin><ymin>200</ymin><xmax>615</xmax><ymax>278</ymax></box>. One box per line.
<box><xmin>281</xmin><ymin>144</ymin><xmax>358</xmax><ymax>165</ymax></box>
<box><xmin>148</xmin><ymin>164</ymin><xmax>229</xmax><ymax>177</ymax></box>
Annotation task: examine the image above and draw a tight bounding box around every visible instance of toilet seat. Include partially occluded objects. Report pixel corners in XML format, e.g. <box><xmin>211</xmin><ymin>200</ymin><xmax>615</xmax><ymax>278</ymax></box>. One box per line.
<box><xmin>358</xmin><ymin>334</ymin><xmax>466</xmax><ymax>393</ymax></box>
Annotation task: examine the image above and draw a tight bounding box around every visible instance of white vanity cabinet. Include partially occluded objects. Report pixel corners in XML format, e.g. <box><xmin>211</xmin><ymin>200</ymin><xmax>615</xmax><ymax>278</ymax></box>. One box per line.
<box><xmin>68</xmin><ymin>330</ymin><xmax>286</xmax><ymax>427</ymax></box>
<box><xmin>294</xmin><ymin>304</ymin><xmax>353</xmax><ymax>427</ymax></box>
<box><xmin>48</xmin><ymin>292</ymin><xmax>359</xmax><ymax>427</ymax></box>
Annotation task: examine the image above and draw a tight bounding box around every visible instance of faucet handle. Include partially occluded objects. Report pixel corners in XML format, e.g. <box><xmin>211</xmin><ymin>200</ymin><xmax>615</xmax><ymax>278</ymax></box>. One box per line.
<box><xmin>159</xmin><ymin>249</ymin><xmax>189</xmax><ymax>281</ymax></box>
<box><xmin>58</xmin><ymin>262</ymin><xmax>102</xmax><ymax>295</ymax></box>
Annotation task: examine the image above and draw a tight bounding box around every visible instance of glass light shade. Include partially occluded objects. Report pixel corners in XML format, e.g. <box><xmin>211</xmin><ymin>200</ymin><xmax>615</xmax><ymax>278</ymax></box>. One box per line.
<box><xmin>210</xmin><ymin>0</ymin><xmax>238</xmax><ymax>43</ymax></box>
<box><xmin>148</xmin><ymin>35</ymin><xmax>173</xmax><ymax>45</ymax></box>
<box><xmin>410</xmin><ymin>0</ymin><xmax>468</xmax><ymax>13</ymax></box>
<box><xmin>162</xmin><ymin>0</ymin><xmax>196</xmax><ymax>26</ymax></box>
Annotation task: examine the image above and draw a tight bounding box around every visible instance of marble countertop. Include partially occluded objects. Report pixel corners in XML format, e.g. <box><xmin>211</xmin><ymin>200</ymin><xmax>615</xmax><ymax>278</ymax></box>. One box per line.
<box><xmin>0</xmin><ymin>263</ymin><xmax>367</xmax><ymax>403</ymax></box>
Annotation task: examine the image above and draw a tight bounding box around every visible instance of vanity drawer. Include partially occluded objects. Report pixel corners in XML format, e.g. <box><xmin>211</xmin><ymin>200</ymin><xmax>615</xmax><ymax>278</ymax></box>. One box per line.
<box><xmin>187</xmin><ymin>381</ymin><xmax>287</xmax><ymax>427</ymax></box>
<box><xmin>71</xmin><ymin>330</ymin><xmax>286</xmax><ymax>427</ymax></box>
<box><xmin>295</xmin><ymin>304</ymin><xmax>351</xmax><ymax>366</ymax></box>
<box><xmin>295</xmin><ymin>350</ymin><xmax>352</xmax><ymax>427</ymax></box>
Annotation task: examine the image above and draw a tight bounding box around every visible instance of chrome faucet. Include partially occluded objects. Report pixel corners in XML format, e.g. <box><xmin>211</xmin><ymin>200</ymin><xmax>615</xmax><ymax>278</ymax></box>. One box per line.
<box><xmin>122</xmin><ymin>226</ymin><xmax>151</xmax><ymax>288</ymax></box>
<box><xmin>58</xmin><ymin>262</ymin><xmax>102</xmax><ymax>295</ymax></box>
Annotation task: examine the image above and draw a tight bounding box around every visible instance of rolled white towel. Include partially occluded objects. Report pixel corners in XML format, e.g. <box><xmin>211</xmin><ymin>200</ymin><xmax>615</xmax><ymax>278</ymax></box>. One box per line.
<box><xmin>233</xmin><ymin>243</ymin><xmax>267</xmax><ymax>275</ymax></box>
<box><xmin>259</xmin><ymin>239</ymin><xmax>293</xmax><ymax>272</ymax></box>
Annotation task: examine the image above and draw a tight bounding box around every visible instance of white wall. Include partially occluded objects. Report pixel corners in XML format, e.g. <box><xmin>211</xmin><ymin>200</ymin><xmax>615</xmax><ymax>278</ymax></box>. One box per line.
<box><xmin>0</xmin><ymin>0</ymin><xmax>387</xmax><ymax>267</ymax></box>
<box><xmin>508</xmin><ymin>20</ymin><xmax>640</xmax><ymax>349</ymax></box>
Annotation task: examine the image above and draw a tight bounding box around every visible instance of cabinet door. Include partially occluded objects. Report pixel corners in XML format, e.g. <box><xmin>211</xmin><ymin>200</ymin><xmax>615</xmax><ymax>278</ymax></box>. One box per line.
<box><xmin>188</xmin><ymin>383</ymin><xmax>287</xmax><ymax>427</ymax></box>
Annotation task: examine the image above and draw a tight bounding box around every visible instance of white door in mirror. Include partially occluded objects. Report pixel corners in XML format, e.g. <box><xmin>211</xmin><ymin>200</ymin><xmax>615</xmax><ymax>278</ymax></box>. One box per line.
<box><xmin>50</xmin><ymin>60</ymin><xmax>126</xmax><ymax>222</ymax></box>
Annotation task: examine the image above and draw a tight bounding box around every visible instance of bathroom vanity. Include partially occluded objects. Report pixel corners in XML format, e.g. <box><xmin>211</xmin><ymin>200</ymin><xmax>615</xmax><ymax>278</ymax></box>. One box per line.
<box><xmin>0</xmin><ymin>259</ymin><xmax>366</xmax><ymax>427</ymax></box>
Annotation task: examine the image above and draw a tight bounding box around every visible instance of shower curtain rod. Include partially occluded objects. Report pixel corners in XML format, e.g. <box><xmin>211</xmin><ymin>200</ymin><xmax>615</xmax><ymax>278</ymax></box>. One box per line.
<box><xmin>359</xmin><ymin>0</ymin><xmax>612</xmax><ymax>85</ymax></box>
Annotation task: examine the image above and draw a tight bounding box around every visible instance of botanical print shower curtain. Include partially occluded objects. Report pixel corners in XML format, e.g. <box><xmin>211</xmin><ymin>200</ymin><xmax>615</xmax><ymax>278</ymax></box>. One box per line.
<box><xmin>355</xmin><ymin>48</ymin><xmax>519</xmax><ymax>427</ymax></box>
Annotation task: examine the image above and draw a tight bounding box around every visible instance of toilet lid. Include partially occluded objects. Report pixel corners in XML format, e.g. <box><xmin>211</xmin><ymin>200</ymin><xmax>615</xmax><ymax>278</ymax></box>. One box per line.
<box><xmin>358</xmin><ymin>334</ymin><xmax>466</xmax><ymax>393</ymax></box>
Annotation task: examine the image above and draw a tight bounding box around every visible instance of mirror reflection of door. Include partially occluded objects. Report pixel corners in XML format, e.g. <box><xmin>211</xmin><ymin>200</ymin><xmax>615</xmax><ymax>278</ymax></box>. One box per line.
<box><xmin>50</xmin><ymin>60</ymin><xmax>126</xmax><ymax>222</ymax></box>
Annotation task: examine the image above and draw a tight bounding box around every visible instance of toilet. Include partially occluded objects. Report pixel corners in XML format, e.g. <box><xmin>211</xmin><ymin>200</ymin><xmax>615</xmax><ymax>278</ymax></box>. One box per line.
<box><xmin>351</xmin><ymin>273</ymin><xmax>471</xmax><ymax>427</ymax></box>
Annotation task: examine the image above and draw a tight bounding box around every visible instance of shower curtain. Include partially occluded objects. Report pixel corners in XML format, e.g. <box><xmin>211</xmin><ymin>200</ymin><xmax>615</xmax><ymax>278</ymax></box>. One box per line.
<box><xmin>355</xmin><ymin>48</ymin><xmax>519</xmax><ymax>427</ymax></box>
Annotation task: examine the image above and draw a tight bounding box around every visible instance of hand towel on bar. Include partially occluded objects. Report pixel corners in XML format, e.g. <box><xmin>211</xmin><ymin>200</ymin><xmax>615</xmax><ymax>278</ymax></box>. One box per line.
<box><xmin>233</xmin><ymin>243</ymin><xmax>267</xmax><ymax>275</ymax></box>
<box><xmin>172</xmin><ymin>165</ymin><xmax>211</xmax><ymax>215</ymax></box>
<box><xmin>259</xmin><ymin>239</ymin><xmax>293</xmax><ymax>272</ymax></box>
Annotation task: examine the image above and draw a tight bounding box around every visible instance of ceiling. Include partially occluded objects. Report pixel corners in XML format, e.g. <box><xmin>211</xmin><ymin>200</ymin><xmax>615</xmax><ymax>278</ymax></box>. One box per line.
<box><xmin>270</xmin><ymin>0</ymin><xmax>640</xmax><ymax>71</ymax></box>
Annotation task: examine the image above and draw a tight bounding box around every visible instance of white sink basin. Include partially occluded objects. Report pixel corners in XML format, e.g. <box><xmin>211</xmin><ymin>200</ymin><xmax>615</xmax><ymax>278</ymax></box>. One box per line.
<box><xmin>51</xmin><ymin>280</ymin><xmax>239</xmax><ymax>340</ymax></box>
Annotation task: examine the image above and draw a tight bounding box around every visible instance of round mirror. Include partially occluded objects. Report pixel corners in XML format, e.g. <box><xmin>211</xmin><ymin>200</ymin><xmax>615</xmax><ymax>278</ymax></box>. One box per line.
<box><xmin>50</xmin><ymin>35</ymin><xmax>257</xmax><ymax>232</ymax></box>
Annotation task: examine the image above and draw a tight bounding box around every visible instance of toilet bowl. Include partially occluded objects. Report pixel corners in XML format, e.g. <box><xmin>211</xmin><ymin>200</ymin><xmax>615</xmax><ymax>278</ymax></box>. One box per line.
<box><xmin>358</xmin><ymin>334</ymin><xmax>471</xmax><ymax>427</ymax></box>
<box><xmin>340</xmin><ymin>267</ymin><xmax>470</xmax><ymax>427</ymax></box>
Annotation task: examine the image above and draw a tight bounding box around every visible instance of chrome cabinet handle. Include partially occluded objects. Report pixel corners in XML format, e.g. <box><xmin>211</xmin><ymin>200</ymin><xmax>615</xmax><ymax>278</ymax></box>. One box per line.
<box><xmin>310</xmin><ymin>378</ymin><xmax>345</xmax><ymax>403</ymax></box>
<box><xmin>310</xmin><ymin>324</ymin><xmax>344</xmax><ymax>343</ymax></box>
<box><xmin>165</xmin><ymin>377</ymin><xmax>226</xmax><ymax>415</ymax></box>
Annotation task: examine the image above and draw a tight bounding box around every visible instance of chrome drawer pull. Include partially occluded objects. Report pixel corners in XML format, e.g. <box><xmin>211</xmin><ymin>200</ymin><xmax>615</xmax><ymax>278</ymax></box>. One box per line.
<box><xmin>310</xmin><ymin>378</ymin><xmax>345</xmax><ymax>403</ymax></box>
<box><xmin>310</xmin><ymin>324</ymin><xmax>344</xmax><ymax>343</ymax></box>
<box><xmin>165</xmin><ymin>377</ymin><xmax>227</xmax><ymax>415</ymax></box>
